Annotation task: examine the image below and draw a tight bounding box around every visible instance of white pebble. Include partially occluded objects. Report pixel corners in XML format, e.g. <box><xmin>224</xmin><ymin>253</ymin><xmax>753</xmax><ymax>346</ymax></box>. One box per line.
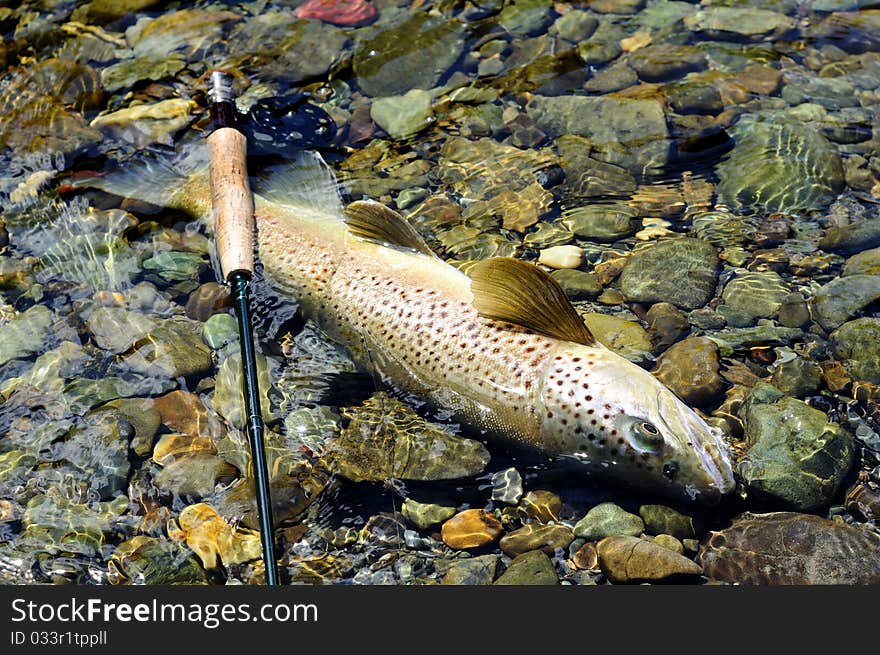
<box><xmin>538</xmin><ymin>245</ymin><xmax>584</xmax><ymax>269</ymax></box>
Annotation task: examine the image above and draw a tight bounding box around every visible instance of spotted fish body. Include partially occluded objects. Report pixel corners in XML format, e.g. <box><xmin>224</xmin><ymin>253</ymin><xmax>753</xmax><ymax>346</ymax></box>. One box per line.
<box><xmin>87</xmin><ymin>151</ymin><xmax>735</xmax><ymax>503</ymax></box>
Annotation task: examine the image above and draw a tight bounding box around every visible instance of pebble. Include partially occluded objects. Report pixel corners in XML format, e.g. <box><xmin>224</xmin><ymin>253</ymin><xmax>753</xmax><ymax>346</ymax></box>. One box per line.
<box><xmin>490</xmin><ymin>467</ymin><xmax>524</xmax><ymax>505</ymax></box>
<box><xmin>370</xmin><ymin>89</ymin><xmax>434</xmax><ymax>140</ymax></box>
<box><xmin>441</xmin><ymin>509</ymin><xmax>503</xmax><ymax>549</ymax></box>
<box><xmin>638</xmin><ymin>504</ymin><xmax>698</xmax><ymax>540</ymax></box>
<box><xmin>561</xmin><ymin>204</ymin><xmax>638</xmax><ymax>242</ymax></box>
<box><xmin>554</xmin><ymin>10</ymin><xmax>598</xmax><ymax>42</ymax></box>
<box><xmin>572</xmin><ymin>542</ymin><xmax>600</xmax><ymax>570</ymax></box>
<box><xmin>574</xmin><ymin>503</ymin><xmax>645</xmax><ymax>540</ymax></box>
<box><xmin>202</xmin><ymin>313</ymin><xmax>238</xmax><ymax>350</ymax></box>
<box><xmin>441</xmin><ymin>555</ymin><xmax>499</xmax><ymax>585</ymax></box>
<box><xmin>618</xmin><ymin>238</ymin><xmax>718</xmax><ymax>309</ymax></box>
<box><xmin>820</xmin><ymin>220</ymin><xmax>880</xmax><ymax>255</ymax></box>
<box><xmin>401</xmin><ymin>498</ymin><xmax>457</xmax><ymax>531</ymax></box>
<box><xmin>538</xmin><ymin>245</ymin><xmax>584</xmax><ymax>269</ymax></box>
<box><xmin>518</xmin><ymin>490</ymin><xmax>563</xmax><ymax>524</ymax></box>
<box><xmin>597</xmin><ymin>535</ymin><xmax>702</xmax><ymax>583</ymax></box>
<box><xmin>646</xmin><ymin>302</ymin><xmax>689</xmax><ymax>351</ymax></box>
<box><xmin>652</xmin><ymin>336</ymin><xmax>722</xmax><ymax>408</ymax></box>
<box><xmin>653</xmin><ymin>534</ymin><xmax>684</xmax><ymax>554</ymax></box>
<box><xmin>580</xmin><ymin>313</ymin><xmax>653</xmax><ymax>362</ymax></box>
<box><xmin>629</xmin><ymin>44</ymin><xmax>706</xmax><ymax>82</ymax></box>
<box><xmin>185</xmin><ymin>282</ymin><xmax>231</xmax><ymax>322</ymax></box>
<box><xmin>499</xmin><ymin>524</ymin><xmax>574</xmax><ymax>558</ymax></box>
<box><xmin>550</xmin><ymin>269</ymin><xmax>602</xmax><ymax>301</ymax></box>
<box><xmin>494</xmin><ymin>550</ymin><xmax>559</xmax><ymax>585</ymax></box>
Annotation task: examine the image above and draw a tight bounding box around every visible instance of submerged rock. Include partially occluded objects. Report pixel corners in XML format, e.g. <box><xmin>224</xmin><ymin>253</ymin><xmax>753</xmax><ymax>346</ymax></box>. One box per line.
<box><xmin>719</xmin><ymin>270</ymin><xmax>789</xmax><ymax>327</ymax></box>
<box><xmin>370</xmin><ymin>89</ymin><xmax>434</xmax><ymax>140</ymax></box>
<box><xmin>401</xmin><ymin>498</ymin><xmax>456</xmax><ymax>531</ymax></box>
<box><xmin>574</xmin><ymin>503</ymin><xmax>645</xmax><ymax>540</ymax></box>
<box><xmin>353</xmin><ymin>13</ymin><xmax>466</xmax><ymax>97</ymax></box>
<box><xmin>813</xmin><ymin>275</ymin><xmax>880</xmax><ymax>331</ymax></box>
<box><xmin>597</xmin><ymin>535</ymin><xmax>702</xmax><ymax>583</ymax></box>
<box><xmin>832</xmin><ymin>318</ymin><xmax>880</xmax><ymax>384</ymax></box>
<box><xmin>491</xmin><ymin>467</ymin><xmax>524</xmax><ymax>505</ymax></box>
<box><xmin>820</xmin><ymin>220</ymin><xmax>880</xmax><ymax>255</ymax></box>
<box><xmin>441</xmin><ymin>509</ymin><xmax>503</xmax><ymax>549</ymax></box>
<box><xmin>499</xmin><ymin>524</ymin><xmax>574</xmax><ymax>557</ymax></box>
<box><xmin>494</xmin><ymin>550</ymin><xmax>558</xmax><ymax>585</ymax></box>
<box><xmin>527</xmin><ymin>95</ymin><xmax>670</xmax><ymax>174</ymax></box>
<box><xmin>174</xmin><ymin>503</ymin><xmax>262</xmax><ymax>570</ymax></box>
<box><xmin>684</xmin><ymin>7</ymin><xmax>796</xmax><ymax>41</ymax></box>
<box><xmin>639</xmin><ymin>505</ymin><xmax>699</xmax><ymax>540</ymax></box>
<box><xmin>618</xmin><ymin>238</ymin><xmax>718</xmax><ymax>309</ymax></box>
<box><xmin>109</xmin><ymin>536</ymin><xmax>208</xmax><ymax>585</ymax></box>
<box><xmin>652</xmin><ymin>337</ymin><xmax>722</xmax><ymax>408</ymax></box>
<box><xmin>0</xmin><ymin>305</ymin><xmax>52</xmax><ymax>367</ymax></box>
<box><xmin>122</xmin><ymin>318</ymin><xmax>213</xmax><ymax>379</ymax></box>
<box><xmin>698</xmin><ymin>512</ymin><xmax>880</xmax><ymax>584</ymax></box>
<box><xmin>738</xmin><ymin>384</ymin><xmax>855</xmax><ymax>511</ymax></box>
<box><xmin>325</xmin><ymin>392</ymin><xmax>490</xmax><ymax>481</ymax></box>
<box><xmin>441</xmin><ymin>555</ymin><xmax>499</xmax><ymax>585</ymax></box>
<box><xmin>717</xmin><ymin>114</ymin><xmax>844</xmax><ymax>213</ymax></box>
<box><xmin>580</xmin><ymin>313</ymin><xmax>652</xmax><ymax>362</ymax></box>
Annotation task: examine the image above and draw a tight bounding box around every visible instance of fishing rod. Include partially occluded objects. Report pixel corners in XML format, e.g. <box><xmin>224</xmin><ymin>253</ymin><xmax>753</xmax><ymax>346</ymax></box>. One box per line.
<box><xmin>206</xmin><ymin>70</ymin><xmax>279</xmax><ymax>586</ymax></box>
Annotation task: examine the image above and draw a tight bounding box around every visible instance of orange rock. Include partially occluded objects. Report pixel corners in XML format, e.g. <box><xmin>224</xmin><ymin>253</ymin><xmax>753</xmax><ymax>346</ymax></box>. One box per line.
<box><xmin>441</xmin><ymin>509</ymin><xmax>503</xmax><ymax>549</ymax></box>
<box><xmin>153</xmin><ymin>390</ymin><xmax>211</xmax><ymax>436</ymax></box>
<box><xmin>572</xmin><ymin>542</ymin><xmax>600</xmax><ymax>570</ymax></box>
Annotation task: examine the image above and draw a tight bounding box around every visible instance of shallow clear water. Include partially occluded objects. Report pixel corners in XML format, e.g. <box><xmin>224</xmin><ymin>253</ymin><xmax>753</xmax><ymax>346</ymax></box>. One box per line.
<box><xmin>1</xmin><ymin>0</ymin><xmax>879</xmax><ymax>585</ymax></box>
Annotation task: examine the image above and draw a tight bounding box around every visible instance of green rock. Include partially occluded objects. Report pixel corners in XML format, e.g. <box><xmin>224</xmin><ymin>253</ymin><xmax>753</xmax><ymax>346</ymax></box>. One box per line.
<box><xmin>707</xmin><ymin>325</ymin><xmax>804</xmax><ymax>352</ymax></box>
<box><xmin>638</xmin><ymin>504</ymin><xmax>698</xmax><ymax>540</ymax></box>
<box><xmin>629</xmin><ymin>45</ymin><xmax>706</xmax><ymax>82</ymax></box>
<box><xmin>580</xmin><ymin>313</ymin><xmax>652</xmax><ymax>362</ymax></box>
<box><xmin>583</xmin><ymin>61</ymin><xmax>639</xmax><ymax>93</ymax></box>
<box><xmin>667</xmin><ymin>82</ymin><xmax>723</xmax><ymax>115</ymax></box>
<box><xmin>142</xmin><ymin>251</ymin><xmax>205</xmax><ymax>281</ymax></box>
<box><xmin>441</xmin><ymin>555</ymin><xmax>499</xmax><ymax>585</ymax></box>
<box><xmin>832</xmin><ymin>318</ymin><xmax>880</xmax><ymax>384</ymax></box>
<box><xmin>561</xmin><ymin>204</ymin><xmax>638</xmax><ymax>242</ymax></box>
<box><xmin>104</xmin><ymin>397</ymin><xmax>161</xmax><ymax>458</ymax></box>
<box><xmin>22</xmin><ymin>492</ymin><xmax>129</xmax><ymax>557</ymax></box>
<box><xmin>843</xmin><ymin>247</ymin><xmax>880</xmax><ymax>276</ymax></box>
<box><xmin>2</xmin><ymin>341</ymin><xmax>89</xmax><ymax>397</ymax></box>
<box><xmin>401</xmin><ymin>498</ymin><xmax>457</xmax><ymax>530</ymax></box>
<box><xmin>109</xmin><ymin>537</ymin><xmax>209</xmax><ymax>585</ymax></box>
<box><xmin>370</xmin><ymin>90</ymin><xmax>434</xmax><ymax>140</ymax></box>
<box><xmin>54</xmin><ymin>409</ymin><xmax>132</xmax><ymax>499</ymax></box>
<box><xmin>574</xmin><ymin>502</ymin><xmax>645</xmax><ymax>540</ymax></box>
<box><xmin>87</xmin><ymin>306</ymin><xmax>157</xmax><ymax>353</ymax></box>
<box><xmin>554</xmin><ymin>10</ymin><xmax>598</xmax><ymax>41</ymax></box>
<box><xmin>213</xmin><ymin>351</ymin><xmax>277</xmax><ymax>429</ymax></box>
<box><xmin>684</xmin><ymin>7</ymin><xmax>796</xmax><ymax>40</ymax></box>
<box><xmin>551</xmin><ymin>269</ymin><xmax>602</xmax><ymax>300</ymax></box>
<box><xmin>813</xmin><ymin>275</ymin><xmax>880</xmax><ymax>331</ymax></box>
<box><xmin>618</xmin><ymin>238</ymin><xmax>718</xmax><ymax>309</ymax></box>
<box><xmin>62</xmin><ymin>377</ymin><xmax>141</xmax><ymax>415</ymax></box>
<box><xmin>719</xmin><ymin>270</ymin><xmax>789</xmax><ymax>327</ymax></box>
<box><xmin>325</xmin><ymin>392</ymin><xmax>490</xmax><ymax>481</ymax></box>
<box><xmin>494</xmin><ymin>550</ymin><xmax>558</xmax><ymax>585</ymax></box>
<box><xmin>0</xmin><ymin>450</ymin><xmax>37</xmax><ymax>486</ymax></box>
<box><xmin>202</xmin><ymin>313</ymin><xmax>238</xmax><ymax>350</ymax></box>
<box><xmin>717</xmin><ymin>114</ymin><xmax>844</xmax><ymax>213</ymax></box>
<box><xmin>523</xmin><ymin>222</ymin><xmax>574</xmax><ymax>249</ymax></box>
<box><xmin>0</xmin><ymin>304</ymin><xmax>52</xmax><ymax>366</ymax></box>
<box><xmin>820</xmin><ymin>220</ymin><xmax>880</xmax><ymax>255</ymax></box>
<box><xmin>123</xmin><ymin>317</ymin><xmax>213</xmax><ymax>379</ymax></box>
<box><xmin>528</xmin><ymin>95</ymin><xmax>670</xmax><ymax>174</ymax></box>
<box><xmin>353</xmin><ymin>14</ymin><xmax>466</xmax><ymax>97</ymax></box>
<box><xmin>153</xmin><ymin>453</ymin><xmax>237</xmax><ymax>499</ymax></box>
<box><xmin>738</xmin><ymin>383</ymin><xmax>856</xmax><ymax>511</ymax></box>
<box><xmin>498</xmin><ymin>0</ymin><xmax>554</xmax><ymax>36</ymax></box>
<box><xmin>652</xmin><ymin>337</ymin><xmax>722</xmax><ymax>408</ymax></box>
<box><xmin>100</xmin><ymin>54</ymin><xmax>186</xmax><ymax>92</ymax></box>
<box><xmin>653</xmin><ymin>534</ymin><xmax>685</xmax><ymax>554</ymax></box>
<box><xmin>770</xmin><ymin>355</ymin><xmax>822</xmax><ymax>397</ymax></box>
<box><xmin>555</xmin><ymin>134</ymin><xmax>637</xmax><ymax>197</ymax></box>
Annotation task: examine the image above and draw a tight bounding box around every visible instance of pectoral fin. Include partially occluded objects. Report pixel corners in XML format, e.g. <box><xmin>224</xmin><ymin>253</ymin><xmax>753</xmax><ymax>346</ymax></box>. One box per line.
<box><xmin>344</xmin><ymin>200</ymin><xmax>436</xmax><ymax>257</ymax></box>
<box><xmin>469</xmin><ymin>257</ymin><xmax>595</xmax><ymax>346</ymax></box>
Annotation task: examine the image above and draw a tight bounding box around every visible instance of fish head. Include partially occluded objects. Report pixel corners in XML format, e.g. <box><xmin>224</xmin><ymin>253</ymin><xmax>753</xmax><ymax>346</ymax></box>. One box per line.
<box><xmin>539</xmin><ymin>344</ymin><xmax>736</xmax><ymax>503</ymax></box>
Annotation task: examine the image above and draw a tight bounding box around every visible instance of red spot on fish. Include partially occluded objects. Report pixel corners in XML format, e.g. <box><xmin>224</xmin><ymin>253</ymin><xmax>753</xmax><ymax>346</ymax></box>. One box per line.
<box><xmin>294</xmin><ymin>0</ymin><xmax>378</xmax><ymax>26</ymax></box>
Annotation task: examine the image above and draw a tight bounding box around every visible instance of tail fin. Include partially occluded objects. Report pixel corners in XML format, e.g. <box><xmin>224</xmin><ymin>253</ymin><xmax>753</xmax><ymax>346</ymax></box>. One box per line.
<box><xmin>73</xmin><ymin>145</ymin><xmax>211</xmax><ymax>220</ymax></box>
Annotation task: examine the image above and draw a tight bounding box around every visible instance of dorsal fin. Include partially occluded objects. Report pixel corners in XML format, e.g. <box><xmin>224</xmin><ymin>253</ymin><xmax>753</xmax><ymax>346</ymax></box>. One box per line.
<box><xmin>343</xmin><ymin>200</ymin><xmax>436</xmax><ymax>257</ymax></box>
<box><xmin>469</xmin><ymin>257</ymin><xmax>595</xmax><ymax>346</ymax></box>
<box><xmin>251</xmin><ymin>150</ymin><xmax>344</xmax><ymax>216</ymax></box>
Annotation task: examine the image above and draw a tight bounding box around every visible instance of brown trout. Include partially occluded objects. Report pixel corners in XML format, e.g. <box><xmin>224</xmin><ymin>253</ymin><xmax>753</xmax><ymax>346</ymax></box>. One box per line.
<box><xmin>84</xmin><ymin>150</ymin><xmax>735</xmax><ymax>502</ymax></box>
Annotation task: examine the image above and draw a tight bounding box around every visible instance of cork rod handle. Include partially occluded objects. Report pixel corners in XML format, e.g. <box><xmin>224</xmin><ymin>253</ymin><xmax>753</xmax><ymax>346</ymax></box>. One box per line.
<box><xmin>208</xmin><ymin>126</ymin><xmax>254</xmax><ymax>280</ymax></box>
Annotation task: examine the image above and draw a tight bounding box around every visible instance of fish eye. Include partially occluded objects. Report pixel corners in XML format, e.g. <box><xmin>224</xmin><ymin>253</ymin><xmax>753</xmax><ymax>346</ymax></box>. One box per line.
<box><xmin>663</xmin><ymin>462</ymin><xmax>679</xmax><ymax>480</ymax></box>
<box><xmin>631</xmin><ymin>421</ymin><xmax>663</xmax><ymax>450</ymax></box>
